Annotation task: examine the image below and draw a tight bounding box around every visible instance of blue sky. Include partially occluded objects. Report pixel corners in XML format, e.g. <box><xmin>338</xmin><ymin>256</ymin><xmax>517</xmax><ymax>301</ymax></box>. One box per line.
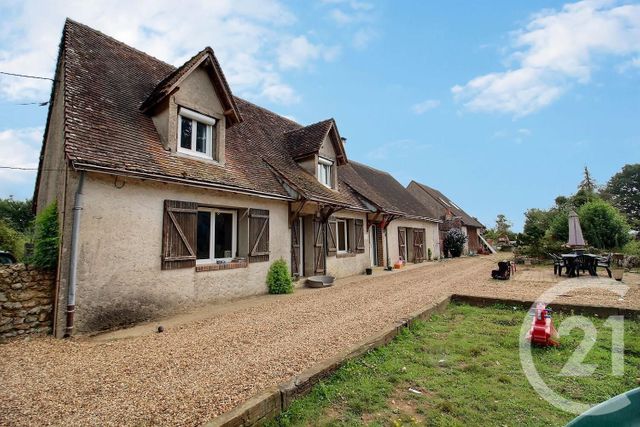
<box><xmin>0</xmin><ymin>0</ymin><xmax>638</xmax><ymax>231</ymax></box>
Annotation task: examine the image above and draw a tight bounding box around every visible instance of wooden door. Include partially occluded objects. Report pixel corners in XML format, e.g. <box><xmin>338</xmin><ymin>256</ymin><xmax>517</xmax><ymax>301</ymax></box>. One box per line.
<box><xmin>398</xmin><ymin>228</ymin><xmax>407</xmax><ymax>262</ymax></box>
<box><xmin>313</xmin><ymin>218</ymin><xmax>325</xmax><ymax>274</ymax></box>
<box><xmin>291</xmin><ymin>217</ymin><xmax>302</xmax><ymax>277</ymax></box>
<box><xmin>413</xmin><ymin>229</ymin><xmax>425</xmax><ymax>262</ymax></box>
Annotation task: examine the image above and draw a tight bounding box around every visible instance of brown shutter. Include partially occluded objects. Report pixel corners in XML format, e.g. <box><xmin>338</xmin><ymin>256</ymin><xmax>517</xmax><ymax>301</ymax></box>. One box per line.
<box><xmin>162</xmin><ymin>200</ymin><xmax>198</xmax><ymax>270</ymax></box>
<box><xmin>355</xmin><ymin>219</ymin><xmax>365</xmax><ymax>253</ymax></box>
<box><xmin>249</xmin><ymin>208</ymin><xmax>270</xmax><ymax>263</ymax></box>
<box><xmin>413</xmin><ymin>229</ymin><xmax>425</xmax><ymax>263</ymax></box>
<box><xmin>326</xmin><ymin>217</ymin><xmax>337</xmax><ymax>256</ymax></box>
<box><xmin>313</xmin><ymin>218</ymin><xmax>325</xmax><ymax>274</ymax></box>
<box><xmin>291</xmin><ymin>219</ymin><xmax>300</xmax><ymax>277</ymax></box>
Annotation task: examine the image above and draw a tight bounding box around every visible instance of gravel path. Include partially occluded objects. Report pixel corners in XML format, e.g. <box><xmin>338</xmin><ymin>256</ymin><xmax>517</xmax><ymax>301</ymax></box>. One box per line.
<box><xmin>1</xmin><ymin>256</ymin><xmax>638</xmax><ymax>426</ymax></box>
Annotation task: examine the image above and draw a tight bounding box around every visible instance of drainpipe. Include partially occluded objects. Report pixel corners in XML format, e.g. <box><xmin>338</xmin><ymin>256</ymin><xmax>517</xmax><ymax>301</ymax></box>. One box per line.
<box><xmin>384</xmin><ymin>227</ymin><xmax>391</xmax><ymax>270</ymax></box>
<box><xmin>65</xmin><ymin>171</ymin><xmax>85</xmax><ymax>338</ymax></box>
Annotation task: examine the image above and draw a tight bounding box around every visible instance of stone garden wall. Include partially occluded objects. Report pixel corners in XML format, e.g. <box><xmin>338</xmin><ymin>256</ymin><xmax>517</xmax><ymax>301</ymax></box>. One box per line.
<box><xmin>0</xmin><ymin>264</ymin><xmax>55</xmax><ymax>340</ymax></box>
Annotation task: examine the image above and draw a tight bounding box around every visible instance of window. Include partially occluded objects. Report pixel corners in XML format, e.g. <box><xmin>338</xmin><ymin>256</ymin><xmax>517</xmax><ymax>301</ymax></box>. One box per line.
<box><xmin>196</xmin><ymin>208</ymin><xmax>237</xmax><ymax>263</ymax></box>
<box><xmin>318</xmin><ymin>157</ymin><xmax>333</xmax><ymax>188</ymax></box>
<box><xmin>337</xmin><ymin>219</ymin><xmax>348</xmax><ymax>253</ymax></box>
<box><xmin>178</xmin><ymin>107</ymin><xmax>217</xmax><ymax>159</ymax></box>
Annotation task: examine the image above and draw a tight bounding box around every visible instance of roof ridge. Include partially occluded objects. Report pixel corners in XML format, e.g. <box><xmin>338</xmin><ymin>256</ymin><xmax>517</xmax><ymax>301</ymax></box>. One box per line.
<box><xmin>350</xmin><ymin>160</ymin><xmax>393</xmax><ymax>176</ymax></box>
<box><xmin>64</xmin><ymin>18</ymin><xmax>175</xmax><ymax>69</ymax></box>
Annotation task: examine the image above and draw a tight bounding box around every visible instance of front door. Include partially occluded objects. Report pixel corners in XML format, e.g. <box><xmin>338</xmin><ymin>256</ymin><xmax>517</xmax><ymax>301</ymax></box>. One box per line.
<box><xmin>370</xmin><ymin>225</ymin><xmax>379</xmax><ymax>266</ymax></box>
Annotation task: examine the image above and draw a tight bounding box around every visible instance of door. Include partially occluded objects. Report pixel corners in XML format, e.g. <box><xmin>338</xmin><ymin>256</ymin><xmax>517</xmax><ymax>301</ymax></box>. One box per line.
<box><xmin>291</xmin><ymin>217</ymin><xmax>303</xmax><ymax>277</ymax></box>
<box><xmin>398</xmin><ymin>228</ymin><xmax>408</xmax><ymax>262</ymax></box>
<box><xmin>413</xmin><ymin>229</ymin><xmax>425</xmax><ymax>262</ymax></box>
<box><xmin>370</xmin><ymin>225</ymin><xmax>379</xmax><ymax>266</ymax></box>
<box><xmin>313</xmin><ymin>218</ymin><xmax>325</xmax><ymax>274</ymax></box>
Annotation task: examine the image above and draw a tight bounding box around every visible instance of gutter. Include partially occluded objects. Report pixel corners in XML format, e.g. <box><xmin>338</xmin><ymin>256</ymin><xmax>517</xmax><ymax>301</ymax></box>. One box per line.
<box><xmin>65</xmin><ymin>171</ymin><xmax>84</xmax><ymax>337</ymax></box>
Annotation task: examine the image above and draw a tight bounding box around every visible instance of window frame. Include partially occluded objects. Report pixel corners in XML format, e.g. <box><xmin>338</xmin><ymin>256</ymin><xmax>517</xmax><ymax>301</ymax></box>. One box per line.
<box><xmin>177</xmin><ymin>107</ymin><xmax>217</xmax><ymax>160</ymax></box>
<box><xmin>196</xmin><ymin>207</ymin><xmax>237</xmax><ymax>265</ymax></box>
<box><xmin>336</xmin><ymin>218</ymin><xmax>348</xmax><ymax>253</ymax></box>
<box><xmin>318</xmin><ymin>157</ymin><xmax>333</xmax><ymax>188</ymax></box>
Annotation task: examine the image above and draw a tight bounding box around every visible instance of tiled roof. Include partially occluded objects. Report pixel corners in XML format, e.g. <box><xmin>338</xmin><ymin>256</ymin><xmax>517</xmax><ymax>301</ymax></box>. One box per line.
<box><xmin>59</xmin><ymin>19</ymin><xmax>360</xmax><ymax>208</ymax></box>
<box><xmin>407</xmin><ymin>181</ymin><xmax>484</xmax><ymax>228</ymax></box>
<box><xmin>285</xmin><ymin>119</ymin><xmax>334</xmax><ymax>160</ymax></box>
<box><xmin>341</xmin><ymin>161</ymin><xmax>440</xmax><ymax>221</ymax></box>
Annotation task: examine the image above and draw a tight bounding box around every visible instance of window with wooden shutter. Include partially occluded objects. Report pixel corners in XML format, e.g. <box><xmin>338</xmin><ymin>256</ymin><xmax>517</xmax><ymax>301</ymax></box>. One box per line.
<box><xmin>162</xmin><ymin>200</ymin><xmax>198</xmax><ymax>270</ymax></box>
<box><xmin>398</xmin><ymin>227</ymin><xmax>407</xmax><ymax>262</ymax></box>
<box><xmin>249</xmin><ymin>208</ymin><xmax>269</xmax><ymax>263</ymax></box>
<box><xmin>354</xmin><ymin>219</ymin><xmax>365</xmax><ymax>253</ymax></box>
<box><xmin>327</xmin><ymin>217</ymin><xmax>337</xmax><ymax>256</ymax></box>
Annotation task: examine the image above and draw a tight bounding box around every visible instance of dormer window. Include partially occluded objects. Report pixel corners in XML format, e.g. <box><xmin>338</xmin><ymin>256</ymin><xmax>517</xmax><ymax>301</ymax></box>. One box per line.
<box><xmin>318</xmin><ymin>157</ymin><xmax>333</xmax><ymax>188</ymax></box>
<box><xmin>178</xmin><ymin>107</ymin><xmax>217</xmax><ymax>160</ymax></box>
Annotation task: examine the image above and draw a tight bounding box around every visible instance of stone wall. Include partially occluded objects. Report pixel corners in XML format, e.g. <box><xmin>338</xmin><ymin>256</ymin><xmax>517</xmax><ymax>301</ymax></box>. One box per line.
<box><xmin>0</xmin><ymin>264</ymin><xmax>55</xmax><ymax>340</ymax></box>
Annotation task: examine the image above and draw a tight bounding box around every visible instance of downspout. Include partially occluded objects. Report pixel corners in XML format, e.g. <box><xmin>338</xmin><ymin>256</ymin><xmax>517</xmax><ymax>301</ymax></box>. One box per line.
<box><xmin>384</xmin><ymin>227</ymin><xmax>392</xmax><ymax>270</ymax></box>
<box><xmin>65</xmin><ymin>171</ymin><xmax>85</xmax><ymax>338</ymax></box>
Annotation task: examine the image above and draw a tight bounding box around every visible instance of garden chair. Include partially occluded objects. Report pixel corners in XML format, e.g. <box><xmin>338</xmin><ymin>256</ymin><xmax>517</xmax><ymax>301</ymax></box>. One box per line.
<box><xmin>597</xmin><ymin>253</ymin><xmax>612</xmax><ymax>278</ymax></box>
<box><xmin>491</xmin><ymin>260</ymin><xmax>511</xmax><ymax>280</ymax></box>
<box><xmin>549</xmin><ymin>253</ymin><xmax>564</xmax><ymax>276</ymax></box>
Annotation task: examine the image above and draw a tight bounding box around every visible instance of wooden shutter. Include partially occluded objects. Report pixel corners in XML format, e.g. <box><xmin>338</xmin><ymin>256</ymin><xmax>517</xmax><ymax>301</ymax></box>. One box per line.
<box><xmin>249</xmin><ymin>208</ymin><xmax>270</xmax><ymax>263</ymax></box>
<box><xmin>355</xmin><ymin>219</ymin><xmax>365</xmax><ymax>253</ymax></box>
<box><xmin>326</xmin><ymin>217</ymin><xmax>337</xmax><ymax>256</ymax></box>
<box><xmin>313</xmin><ymin>218</ymin><xmax>325</xmax><ymax>274</ymax></box>
<box><xmin>291</xmin><ymin>219</ymin><xmax>300</xmax><ymax>277</ymax></box>
<box><xmin>398</xmin><ymin>228</ymin><xmax>407</xmax><ymax>261</ymax></box>
<box><xmin>162</xmin><ymin>200</ymin><xmax>198</xmax><ymax>270</ymax></box>
<box><xmin>413</xmin><ymin>229</ymin><xmax>425</xmax><ymax>263</ymax></box>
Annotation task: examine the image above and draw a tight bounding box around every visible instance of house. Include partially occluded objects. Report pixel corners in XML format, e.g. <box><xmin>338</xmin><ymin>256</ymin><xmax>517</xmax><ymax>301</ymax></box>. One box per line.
<box><xmin>34</xmin><ymin>20</ymin><xmax>440</xmax><ymax>337</ymax></box>
<box><xmin>340</xmin><ymin>162</ymin><xmax>441</xmax><ymax>266</ymax></box>
<box><xmin>406</xmin><ymin>181</ymin><xmax>484</xmax><ymax>255</ymax></box>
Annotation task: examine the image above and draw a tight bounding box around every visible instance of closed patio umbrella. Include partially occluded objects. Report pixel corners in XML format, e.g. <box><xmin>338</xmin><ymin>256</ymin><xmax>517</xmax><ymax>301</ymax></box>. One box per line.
<box><xmin>567</xmin><ymin>210</ymin><xmax>585</xmax><ymax>248</ymax></box>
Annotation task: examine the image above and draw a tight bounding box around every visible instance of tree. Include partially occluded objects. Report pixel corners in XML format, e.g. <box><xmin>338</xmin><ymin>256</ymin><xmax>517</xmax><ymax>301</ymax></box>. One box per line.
<box><xmin>602</xmin><ymin>164</ymin><xmax>640</xmax><ymax>229</ymax></box>
<box><xmin>578</xmin><ymin>166</ymin><xmax>597</xmax><ymax>194</ymax></box>
<box><xmin>495</xmin><ymin>214</ymin><xmax>512</xmax><ymax>238</ymax></box>
<box><xmin>0</xmin><ymin>197</ymin><xmax>34</xmax><ymax>234</ymax></box>
<box><xmin>520</xmin><ymin>209</ymin><xmax>552</xmax><ymax>256</ymax></box>
<box><xmin>0</xmin><ymin>219</ymin><xmax>25</xmax><ymax>260</ymax></box>
<box><xmin>578</xmin><ymin>200</ymin><xmax>630</xmax><ymax>249</ymax></box>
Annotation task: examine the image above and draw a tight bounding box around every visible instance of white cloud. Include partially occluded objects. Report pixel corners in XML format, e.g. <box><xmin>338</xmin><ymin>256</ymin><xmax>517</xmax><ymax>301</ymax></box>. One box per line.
<box><xmin>491</xmin><ymin>127</ymin><xmax>533</xmax><ymax>144</ymax></box>
<box><xmin>0</xmin><ymin>127</ymin><xmax>42</xmax><ymax>198</ymax></box>
<box><xmin>277</xmin><ymin>35</ymin><xmax>340</xmax><ymax>70</ymax></box>
<box><xmin>0</xmin><ymin>0</ymin><xmax>345</xmax><ymax>105</ymax></box>
<box><xmin>411</xmin><ymin>99</ymin><xmax>440</xmax><ymax>115</ymax></box>
<box><xmin>352</xmin><ymin>28</ymin><xmax>377</xmax><ymax>49</ymax></box>
<box><xmin>452</xmin><ymin>0</ymin><xmax>640</xmax><ymax>116</ymax></box>
<box><xmin>366</xmin><ymin>139</ymin><xmax>431</xmax><ymax>161</ymax></box>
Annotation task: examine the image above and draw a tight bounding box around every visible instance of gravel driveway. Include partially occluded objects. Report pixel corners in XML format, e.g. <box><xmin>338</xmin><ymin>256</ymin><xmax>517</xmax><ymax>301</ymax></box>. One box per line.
<box><xmin>1</xmin><ymin>256</ymin><xmax>638</xmax><ymax>426</ymax></box>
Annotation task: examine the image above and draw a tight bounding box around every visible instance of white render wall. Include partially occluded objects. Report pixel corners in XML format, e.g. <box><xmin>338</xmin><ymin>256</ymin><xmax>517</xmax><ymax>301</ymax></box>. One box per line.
<box><xmin>71</xmin><ymin>173</ymin><xmax>290</xmax><ymax>332</ymax></box>
<box><xmin>384</xmin><ymin>218</ymin><xmax>440</xmax><ymax>265</ymax></box>
<box><xmin>325</xmin><ymin>210</ymin><xmax>371</xmax><ymax>278</ymax></box>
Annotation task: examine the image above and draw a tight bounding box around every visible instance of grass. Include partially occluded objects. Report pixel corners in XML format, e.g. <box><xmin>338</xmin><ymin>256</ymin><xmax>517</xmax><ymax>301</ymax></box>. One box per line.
<box><xmin>267</xmin><ymin>303</ymin><xmax>640</xmax><ymax>427</ymax></box>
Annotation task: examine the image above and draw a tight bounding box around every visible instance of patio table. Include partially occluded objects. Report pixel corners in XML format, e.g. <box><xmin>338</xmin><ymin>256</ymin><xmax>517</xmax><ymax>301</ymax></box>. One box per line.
<box><xmin>561</xmin><ymin>253</ymin><xmax>598</xmax><ymax>277</ymax></box>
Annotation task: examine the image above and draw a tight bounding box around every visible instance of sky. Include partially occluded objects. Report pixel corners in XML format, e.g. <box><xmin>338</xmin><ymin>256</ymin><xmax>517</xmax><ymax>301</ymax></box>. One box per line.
<box><xmin>0</xmin><ymin>0</ymin><xmax>638</xmax><ymax>231</ymax></box>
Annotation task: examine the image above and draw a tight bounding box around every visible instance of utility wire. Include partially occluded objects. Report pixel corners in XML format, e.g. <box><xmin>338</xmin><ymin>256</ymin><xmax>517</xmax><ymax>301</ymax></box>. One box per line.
<box><xmin>0</xmin><ymin>71</ymin><xmax>56</xmax><ymax>82</ymax></box>
<box><xmin>0</xmin><ymin>166</ymin><xmax>39</xmax><ymax>170</ymax></box>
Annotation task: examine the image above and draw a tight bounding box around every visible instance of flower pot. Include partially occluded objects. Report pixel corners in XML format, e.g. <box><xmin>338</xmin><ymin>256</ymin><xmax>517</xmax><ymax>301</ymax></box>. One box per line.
<box><xmin>365</xmin><ymin>268</ymin><xmax>372</xmax><ymax>275</ymax></box>
<box><xmin>612</xmin><ymin>253</ymin><xmax>625</xmax><ymax>281</ymax></box>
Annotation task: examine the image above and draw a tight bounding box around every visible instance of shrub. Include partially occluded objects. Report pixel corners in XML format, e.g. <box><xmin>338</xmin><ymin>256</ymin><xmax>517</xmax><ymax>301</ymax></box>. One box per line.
<box><xmin>427</xmin><ymin>247</ymin><xmax>432</xmax><ymax>261</ymax></box>
<box><xmin>30</xmin><ymin>202</ymin><xmax>59</xmax><ymax>269</ymax></box>
<box><xmin>623</xmin><ymin>240</ymin><xmax>640</xmax><ymax>257</ymax></box>
<box><xmin>578</xmin><ymin>199</ymin><xmax>630</xmax><ymax>249</ymax></box>
<box><xmin>443</xmin><ymin>229</ymin><xmax>467</xmax><ymax>258</ymax></box>
<box><xmin>0</xmin><ymin>219</ymin><xmax>26</xmax><ymax>260</ymax></box>
<box><xmin>267</xmin><ymin>259</ymin><xmax>293</xmax><ymax>294</ymax></box>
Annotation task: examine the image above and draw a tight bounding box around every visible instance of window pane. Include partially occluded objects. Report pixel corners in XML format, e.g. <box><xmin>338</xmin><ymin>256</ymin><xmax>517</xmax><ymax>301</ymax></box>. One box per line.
<box><xmin>214</xmin><ymin>212</ymin><xmax>233</xmax><ymax>259</ymax></box>
<box><xmin>325</xmin><ymin>165</ymin><xmax>331</xmax><ymax>186</ymax></box>
<box><xmin>210</xmin><ymin>124</ymin><xmax>217</xmax><ymax>159</ymax></box>
<box><xmin>197</xmin><ymin>211</ymin><xmax>211</xmax><ymax>260</ymax></box>
<box><xmin>180</xmin><ymin>117</ymin><xmax>192</xmax><ymax>149</ymax></box>
<box><xmin>196</xmin><ymin>122</ymin><xmax>207</xmax><ymax>153</ymax></box>
<box><xmin>338</xmin><ymin>221</ymin><xmax>347</xmax><ymax>251</ymax></box>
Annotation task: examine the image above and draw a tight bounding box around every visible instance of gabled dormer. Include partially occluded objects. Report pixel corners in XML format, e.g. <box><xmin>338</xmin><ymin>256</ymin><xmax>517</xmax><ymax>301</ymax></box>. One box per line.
<box><xmin>141</xmin><ymin>48</ymin><xmax>242</xmax><ymax>165</ymax></box>
<box><xmin>285</xmin><ymin>119</ymin><xmax>347</xmax><ymax>190</ymax></box>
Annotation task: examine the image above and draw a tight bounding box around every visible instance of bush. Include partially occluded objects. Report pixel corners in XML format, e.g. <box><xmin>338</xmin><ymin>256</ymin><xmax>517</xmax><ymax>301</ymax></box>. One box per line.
<box><xmin>0</xmin><ymin>219</ymin><xmax>26</xmax><ymax>260</ymax></box>
<box><xmin>267</xmin><ymin>259</ymin><xmax>293</xmax><ymax>294</ymax></box>
<box><xmin>443</xmin><ymin>229</ymin><xmax>467</xmax><ymax>258</ymax></box>
<box><xmin>623</xmin><ymin>240</ymin><xmax>640</xmax><ymax>256</ymax></box>
<box><xmin>30</xmin><ymin>202</ymin><xmax>59</xmax><ymax>269</ymax></box>
<box><xmin>578</xmin><ymin>199</ymin><xmax>630</xmax><ymax>249</ymax></box>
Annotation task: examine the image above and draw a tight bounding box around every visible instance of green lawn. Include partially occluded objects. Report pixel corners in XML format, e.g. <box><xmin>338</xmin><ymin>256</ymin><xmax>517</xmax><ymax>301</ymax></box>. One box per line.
<box><xmin>268</xmin><ymin>304</ymin><xmax>640</xmax><ymax>427</ymax></box>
